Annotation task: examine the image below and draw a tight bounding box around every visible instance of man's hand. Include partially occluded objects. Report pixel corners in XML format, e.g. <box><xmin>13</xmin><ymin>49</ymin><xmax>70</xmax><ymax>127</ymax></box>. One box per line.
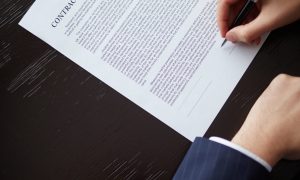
<box><xmin>217</xmin><ymin>0</ymin><xmax>300</xmax><ymax>44</ymax></box>
<box><xmin>232</xmin><ymin>74</ymin><xmax>300</xmax><ymax>166</ymax></box>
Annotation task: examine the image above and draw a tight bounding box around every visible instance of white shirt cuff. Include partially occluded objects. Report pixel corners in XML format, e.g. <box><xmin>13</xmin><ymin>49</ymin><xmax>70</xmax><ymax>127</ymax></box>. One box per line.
<box><xmin>209</xmin><ymin>137</ymin><xmax>272</xmax><ymax>172</ymax></box>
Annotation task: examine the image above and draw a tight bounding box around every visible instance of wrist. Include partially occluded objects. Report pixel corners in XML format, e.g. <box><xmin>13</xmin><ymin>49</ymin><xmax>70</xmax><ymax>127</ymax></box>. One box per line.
<box><xmin>211</xmin><ymin>137</ymin><xmax>272</xmax><ymax>171</ymax></box>
<box><xmin>231</xmin><ymin>129</ymin><xmax>283</xmax><ymax>167</ymax></box>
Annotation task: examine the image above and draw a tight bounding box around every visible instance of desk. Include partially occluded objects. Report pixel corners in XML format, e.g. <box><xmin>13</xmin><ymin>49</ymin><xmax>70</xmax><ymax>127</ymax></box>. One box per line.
<box><xmin>1</xmin><ymin>0</ymin><xmax>300</xmax><ymax>179</ymax></box>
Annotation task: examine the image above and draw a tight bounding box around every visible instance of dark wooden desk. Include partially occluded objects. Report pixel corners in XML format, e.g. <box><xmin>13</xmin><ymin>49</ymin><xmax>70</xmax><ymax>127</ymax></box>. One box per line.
<box><xmin>1</xmin><ymin>0</ymin><xmax>300</xmax><ymax>179</ymax></box>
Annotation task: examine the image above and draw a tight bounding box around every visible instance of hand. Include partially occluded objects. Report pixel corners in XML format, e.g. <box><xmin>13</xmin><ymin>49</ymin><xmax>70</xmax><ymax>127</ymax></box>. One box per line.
<box><xmin>231</xmin><ymin>74</ymin><xmax>300</xmax><ymax>166</ymax></box>
<box><xmin>217</xmin><ymin>0</ymin><xmax>300</xmax><ymax>44</ymax></box>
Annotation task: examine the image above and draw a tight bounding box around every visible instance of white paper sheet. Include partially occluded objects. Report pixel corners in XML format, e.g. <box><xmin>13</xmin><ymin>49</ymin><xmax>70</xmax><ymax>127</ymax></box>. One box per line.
<box><xmin>19</xmin><ymin>0</ymin><xmax>267</xmax><ymax>141</ymax></box>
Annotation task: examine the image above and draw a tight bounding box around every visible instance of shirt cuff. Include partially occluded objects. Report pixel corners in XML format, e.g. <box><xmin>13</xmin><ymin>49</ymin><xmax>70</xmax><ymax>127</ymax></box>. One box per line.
<box><xmin>209</xmin><ymin>136</ymin><xmax>272</xmax><ymax>172</ymax></box>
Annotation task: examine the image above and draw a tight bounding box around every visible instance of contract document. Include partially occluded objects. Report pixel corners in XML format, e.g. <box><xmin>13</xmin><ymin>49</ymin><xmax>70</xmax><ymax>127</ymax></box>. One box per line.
<box><xmin>20</xmin><ymin>0</ymin><xmax>267</xmax><ymax>141</ymax></box>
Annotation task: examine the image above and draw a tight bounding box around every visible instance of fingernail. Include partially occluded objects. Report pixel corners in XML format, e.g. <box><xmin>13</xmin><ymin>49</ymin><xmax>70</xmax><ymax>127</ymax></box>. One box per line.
<box><xmin>226</xmin><ymin>32</ymin><xmax>238</xmax><ymax>43</ymax></box>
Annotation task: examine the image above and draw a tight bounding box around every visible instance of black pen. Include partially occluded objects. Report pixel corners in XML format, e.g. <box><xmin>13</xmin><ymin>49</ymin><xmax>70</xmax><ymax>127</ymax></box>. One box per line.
<box><xmin>221</xmin><ymin>0</ymin><xmax>258</xmax><ymax>47</ymax></box>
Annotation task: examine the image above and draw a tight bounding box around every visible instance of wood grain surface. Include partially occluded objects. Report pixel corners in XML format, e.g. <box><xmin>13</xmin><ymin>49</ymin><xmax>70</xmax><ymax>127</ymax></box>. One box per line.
<box><xmin>1</xmin><ymin>0</ymin><xmax>300</xmax><ymax>179</ymax></box>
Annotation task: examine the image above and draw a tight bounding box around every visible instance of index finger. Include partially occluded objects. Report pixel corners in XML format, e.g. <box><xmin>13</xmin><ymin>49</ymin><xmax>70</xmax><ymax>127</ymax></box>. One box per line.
<box><xmin>217</xmin><ymin>0</ymin><xmax>240</xmax><ymax>37</ymax></box>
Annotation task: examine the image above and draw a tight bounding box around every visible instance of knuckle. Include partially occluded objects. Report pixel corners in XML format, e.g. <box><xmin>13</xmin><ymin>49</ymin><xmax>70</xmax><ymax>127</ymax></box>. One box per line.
<box><xmin>276</xmin><ymin>74</ymin><xmax>291</xmax><ymax>82</ymax></box>
<box><xmin>271</xmin><ymin>74</ymin><xmax>291</xmax><ymax>88</ymax></box>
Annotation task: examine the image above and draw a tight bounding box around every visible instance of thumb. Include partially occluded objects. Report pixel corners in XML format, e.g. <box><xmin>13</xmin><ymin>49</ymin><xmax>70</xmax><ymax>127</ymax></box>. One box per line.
<box><xmin>225</xmin><ymin>14</ymin><xmax>271</xmax><ymax>44</ymax></box>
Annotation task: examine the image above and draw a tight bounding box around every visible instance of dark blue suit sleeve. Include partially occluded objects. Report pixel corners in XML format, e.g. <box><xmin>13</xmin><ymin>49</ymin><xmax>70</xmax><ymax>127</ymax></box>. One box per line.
<box><xmin>173</xmin><ymin>137</ymin><xmax>270</xmax><ymax>180</ymax></box>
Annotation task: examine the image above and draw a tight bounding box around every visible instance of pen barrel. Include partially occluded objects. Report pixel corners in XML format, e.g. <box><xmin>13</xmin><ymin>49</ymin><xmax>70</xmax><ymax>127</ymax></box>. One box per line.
<box><xmin>229</xmin><ymin>0</ymin><xmax>256</xmax><ymax>29</ymax></box>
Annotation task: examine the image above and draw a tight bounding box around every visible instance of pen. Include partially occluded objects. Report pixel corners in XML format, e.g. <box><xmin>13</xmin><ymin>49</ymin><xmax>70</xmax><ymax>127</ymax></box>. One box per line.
<box><xmin>221</xmin><ymin>0</ymin><xmax>258</xmax><ymax>47</ymax></box>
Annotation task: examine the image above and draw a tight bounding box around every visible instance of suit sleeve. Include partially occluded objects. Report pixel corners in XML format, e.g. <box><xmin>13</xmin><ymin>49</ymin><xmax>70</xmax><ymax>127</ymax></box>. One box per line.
<box><xmin>173</xmin><ymin>137</ymin><xmax>270</xmax><ymax>180</ymax></box>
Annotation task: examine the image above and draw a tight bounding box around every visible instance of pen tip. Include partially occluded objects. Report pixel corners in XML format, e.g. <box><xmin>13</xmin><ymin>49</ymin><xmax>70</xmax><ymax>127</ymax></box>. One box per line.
<box><xmin>221</xmin><ymin>40</ymin><xmax>227</xmax><ymax>47</ymax></box>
